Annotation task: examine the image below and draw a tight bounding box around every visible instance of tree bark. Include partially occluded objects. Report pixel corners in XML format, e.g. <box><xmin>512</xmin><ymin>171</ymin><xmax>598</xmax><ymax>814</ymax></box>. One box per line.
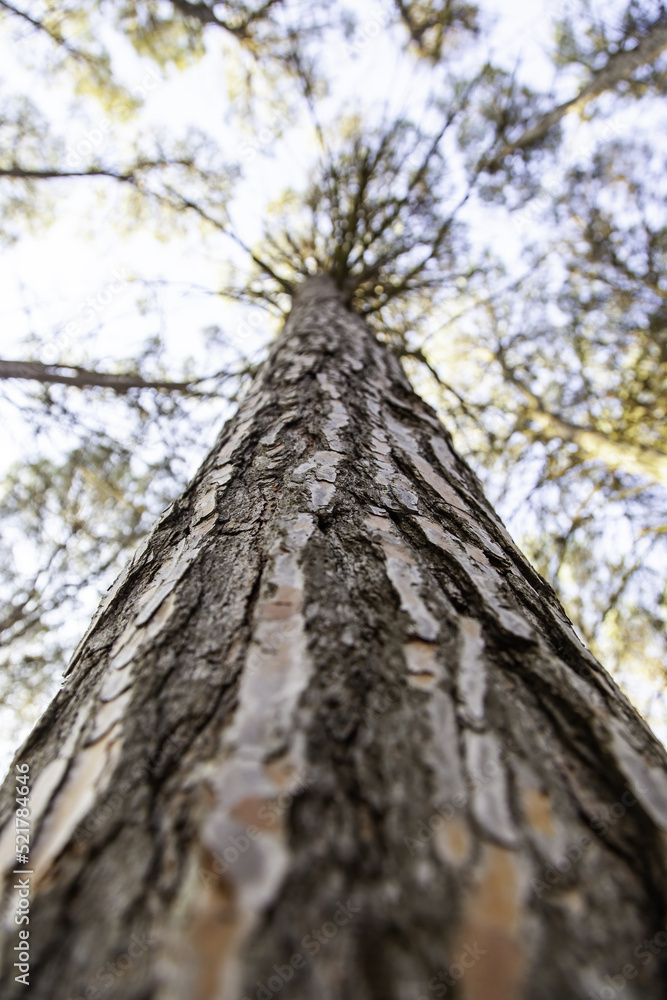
<box><xmin>1</xmin><ymin>274</ymin><xmax>667</xmax><ymax>1000</ymax></box>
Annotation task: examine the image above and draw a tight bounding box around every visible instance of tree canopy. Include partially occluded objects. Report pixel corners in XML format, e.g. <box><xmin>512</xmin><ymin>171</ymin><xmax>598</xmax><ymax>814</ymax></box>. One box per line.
<box><xmin>1</xmin><ymin>0</ymin><xmax>666</xmax><ymax>761</ymax></box>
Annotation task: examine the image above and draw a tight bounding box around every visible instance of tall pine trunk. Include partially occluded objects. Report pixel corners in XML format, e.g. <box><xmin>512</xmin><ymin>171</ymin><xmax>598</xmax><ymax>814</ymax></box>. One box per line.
<box><xmin>2</xmin><ymin>275</ymin><xmax>667</xmax><ymax>1000</ymax></box>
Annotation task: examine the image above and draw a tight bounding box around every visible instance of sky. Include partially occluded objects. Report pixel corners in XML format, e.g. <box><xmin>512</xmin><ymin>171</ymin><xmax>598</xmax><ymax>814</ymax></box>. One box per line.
<box><xmin>0</xmin><ymin>0</ymin><xmax>600</xmax><ymax>377</ymax></box>
<box><xmin>1</xmin><ymin>0</ymin><xmax>664</xmax><ymax>766</ymax></box>
<box><xmin>0</xmin><ymin>0</ymin><xmax>562</xmax><ymax>388</ymax></box>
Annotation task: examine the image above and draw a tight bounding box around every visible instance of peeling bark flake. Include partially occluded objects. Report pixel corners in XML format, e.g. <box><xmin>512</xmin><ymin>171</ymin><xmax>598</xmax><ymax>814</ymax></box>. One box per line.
<box><xmin>30</xmin><ymin>722</ymin><xmax>123</xmax><ymax>884</ymax></box>
<box><xmin>457</xmin><ymin>617</ymin><xmax>487</xmax><ymax>726</ymax></box>
<box><xmin>465</xmin><ymin>731</ymin><xmax>521</xmax><ymax>849</ymax></box>
<box><xmin>366</xmin><ymin>515</ymin><xmax>439</xmax><ymax>642</ymax></box>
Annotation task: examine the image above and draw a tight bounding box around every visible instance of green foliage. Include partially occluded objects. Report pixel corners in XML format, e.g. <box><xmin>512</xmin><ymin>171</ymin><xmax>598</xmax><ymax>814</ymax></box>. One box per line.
<box><xmin>0</xmin><ymin>441</ymin><xmax>170</xmax><ymax>746</ymax></box>
<box><xmin>394</xmin><ymin>0</ymin><xmax>479</xmax><ymax>60</ymax></box>
<box><xmin>234</xmin><ymin>107</ymin><xmax>474</xmax><ymax>324</ymax></box>
<box><xmin>0</xmin><ymin>95</ymin><xmax>60</xmax><ymax>242</ymax></box>
<box><xmin>552</xmin><ymin>0</ymin><xmax>667</xmax><ymax>97</ymax></box>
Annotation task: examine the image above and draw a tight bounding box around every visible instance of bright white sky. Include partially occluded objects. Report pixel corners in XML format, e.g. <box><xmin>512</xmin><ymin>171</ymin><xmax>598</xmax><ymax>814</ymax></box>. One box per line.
<box><xmin>2</xmin><ymin>0</ymin><xmax>662</xmax><ymax>766</ymax></box>
<box><xmin>0</xmin><ymin>0</ymin><xmax>562</xmax><ymax>394</ymax></box>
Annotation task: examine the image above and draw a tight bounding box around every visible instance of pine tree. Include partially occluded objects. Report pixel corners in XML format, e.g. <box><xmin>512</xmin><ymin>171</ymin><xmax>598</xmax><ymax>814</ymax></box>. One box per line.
<box><xmin>2</xmin><ymin>274</ymin><xmax>667</xmax><ymax>1000</ymax></box>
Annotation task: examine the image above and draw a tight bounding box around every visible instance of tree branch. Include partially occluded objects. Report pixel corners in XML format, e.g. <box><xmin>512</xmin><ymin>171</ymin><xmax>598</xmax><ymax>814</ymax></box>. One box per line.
<box><xmin>486</xmin><ymin>19</ymin><xmax>667</xmax><ymax>168</ymax></box>
<box><xmin>496</xmin><ymin>351</ymin><xmax>667</xmax><ymax>487</ymax></box>
<box><xmin>0</xmin><ymin>359</ymin><xmax>197</xmax><ymax>393</ymax></box>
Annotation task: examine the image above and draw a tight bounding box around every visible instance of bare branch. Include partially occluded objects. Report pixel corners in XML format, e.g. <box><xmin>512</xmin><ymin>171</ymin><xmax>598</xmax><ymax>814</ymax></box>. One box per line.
<box><xmin>0</xmin><ymin>359</ymin><xmax>197</xmax><ymax>393</ymax></box>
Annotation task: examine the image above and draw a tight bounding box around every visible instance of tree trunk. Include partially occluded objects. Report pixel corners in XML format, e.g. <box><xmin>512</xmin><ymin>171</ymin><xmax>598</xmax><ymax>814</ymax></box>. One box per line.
<box><xmin>1</xmin><ymin>274</ymin><xmax>667</xmax><ymax>1000</ymax></box>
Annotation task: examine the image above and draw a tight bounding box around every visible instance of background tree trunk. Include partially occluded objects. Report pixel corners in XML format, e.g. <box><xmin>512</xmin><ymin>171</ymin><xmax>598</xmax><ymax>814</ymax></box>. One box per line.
<box><xmin>2</xmin><ymin>274</ymin><xmax>667</xmax><ymax>1000</ymax></box>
